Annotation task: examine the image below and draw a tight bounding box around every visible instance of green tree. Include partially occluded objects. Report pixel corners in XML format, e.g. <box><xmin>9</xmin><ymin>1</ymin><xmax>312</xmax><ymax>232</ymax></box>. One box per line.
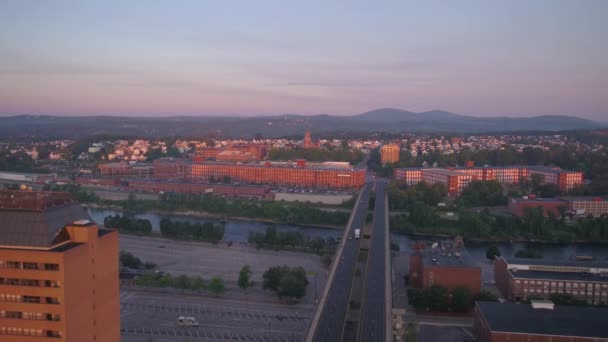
<box><xmin>190</xmin><ymin>276</ymin><xmax>206</xmax><ymax>293</ymax></box>
<box><xmin>427</xmin><ymin>285</ymin><xmax>449</xmax><ymax>311</ymax></box>
<box><xmin>485</xmin><ymin>246</ymin><xmax>501</xmax><ymax>261</ymax></box>
<box><xmin>119</xmin><ymin>250</ymin><xmax>142</xmax><ymax>269</ymax></box>
<box><xmin>208</xmin><ymin>277</ymin><xmax>225</xmax><ymax>296</ymax></box>
<box><xmin>321</xmin><ymin>254</ymin><xmax>332</xmax><ymax>269</ymax></box>
<box><xmin>135</xmin><ymin>272</ymin><xmax>157</xmax><ymax>287</ymax></box>
<box><xmin>277</xmin><ymin>273</ymin><xmax>307</xmax><ymax>300</ymax></box>
<box><xmin>263</xmin><ymin>266</ymin><xmax>288</xmax><ymax>292</ymax></box>
<box><xmin>474</xmin><ymin>290</ymin><xmax>498</xmax><ymax>302</ymax></box>
<box><xmin>158</xmin><ymin>274</ymin><xmax>173</xmax><ymax>288</ymax></box>
<box><xmin>549</xmin><ymin>293</ymin><xmax>587</xmax><ymax>306</ymax></box>
<box><xmin>174</xmin><ymin>274</ymin><xmax>192</xmax><ymax>289</ymax></box>
<box><xmin>451</xmin><ymin>286</ymin><xmax>473</xmax><ymax>313</ymax></box>
<box><xmin>238</xmin><ymin>265</ymin><xmax>253</xmax><ymax>292</ymax></box>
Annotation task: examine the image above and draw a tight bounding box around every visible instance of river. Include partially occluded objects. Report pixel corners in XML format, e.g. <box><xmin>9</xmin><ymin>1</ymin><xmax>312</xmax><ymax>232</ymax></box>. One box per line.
<box><xmin>87</xmin><ymin>208</ymin><xmax>608</xmax><ymax>263</ymax></box>
<box><xmin>86</xmin><ymin>208</ymin><xmax>342</xmax><ymax>242</ymax></box>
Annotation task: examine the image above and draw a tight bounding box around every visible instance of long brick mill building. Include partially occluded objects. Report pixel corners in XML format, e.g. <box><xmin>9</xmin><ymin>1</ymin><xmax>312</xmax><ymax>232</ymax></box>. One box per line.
<box><xmin>394</xmin><ymin>165</ymin><xmax>583</xmax><ymax>196</ymax></box>
<box><xmin>474</xmin><ymin>300</ymin><xmax>608</xmax><ymax>342</ymax></box>
<box><xmin>153</xmin><ymin>158</ymin><xmax>366</xmax><ymax>189</ymax></box>
<box><xmin>0</xmin><ymin>191</ymin><xmax>119</xmax><ymax>341</ymax></box>
<box><xmin>494</xmin><ymin>256</ymin><xmax>608</xmax><ymax>305</ymax></box>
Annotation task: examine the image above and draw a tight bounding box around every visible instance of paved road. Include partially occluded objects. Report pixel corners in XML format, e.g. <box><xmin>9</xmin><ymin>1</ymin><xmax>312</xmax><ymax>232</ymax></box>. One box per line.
<box><xmin>311</xmin><ymin>183</ymin><xmax>372</xmax><ymax>342</ymax></box>
<box><xmin>359</xmin><ymin>181</ymin><xmax>388</xmax><ymax>341</ymax></box>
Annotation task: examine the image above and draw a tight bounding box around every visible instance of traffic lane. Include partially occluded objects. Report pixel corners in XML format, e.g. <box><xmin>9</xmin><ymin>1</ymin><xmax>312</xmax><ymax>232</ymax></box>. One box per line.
<box><xmin>313</xmin><ymin>235</ymin><xmax>360</xmax><ymax>341</ymax></box>
<box><xmin>313</xmin><ymin>188</ymin><xmax>369</xmax><ymax>341</ymax></box>
<box><xmin>360</xmin><ymin>183</ymin><xmax>387</xmax><ymax>341</ymax></box>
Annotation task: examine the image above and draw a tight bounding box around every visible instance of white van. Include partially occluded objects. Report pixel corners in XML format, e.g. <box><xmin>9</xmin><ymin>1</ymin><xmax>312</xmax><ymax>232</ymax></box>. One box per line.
<box><xmin>177</xmin><ymin>316</ymin><xmax>199</xmax><ymax>327</ymax></box>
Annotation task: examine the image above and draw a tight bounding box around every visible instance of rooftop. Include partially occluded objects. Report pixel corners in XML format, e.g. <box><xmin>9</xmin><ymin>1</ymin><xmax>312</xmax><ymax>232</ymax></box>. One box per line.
<box><xmin>0</xmin><ymin>191</ymin><xmax>90</xmax><ymax>248</ymax></box>
<box><xmin>510</xmin><ymin>269</ymin><xmax>608</xmax><ymax>282</ymax></box>
<box><xmin>502</xmin><ymin>256</ymin><xmax>608</xmax><ymax>269</ymax></box>
<box><xmin>421</xmin><ymin>168</ymin><xmax>470</xmax><ymax>177</ymax></box>
<box><xmin>414</xmin><ymin>240</ymin><xmax>477</xmax><ymax>268</ymax></box>
<box><xmin>476</xmin><ymin>301</ymin><xmax>608</xmax><ymax>338</ymax></box>
<box><xmin>0</xmin><ymin>190</ymin><xmax>73</xmax><ymax>211</ymax></box>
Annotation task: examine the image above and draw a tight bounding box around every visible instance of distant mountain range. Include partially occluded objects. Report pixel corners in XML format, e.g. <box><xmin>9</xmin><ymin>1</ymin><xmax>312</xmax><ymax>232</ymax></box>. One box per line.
<box><xmin>0</xmin><ymin>108</ymin><xmax>603</xmax><ymax>138</ymax></box>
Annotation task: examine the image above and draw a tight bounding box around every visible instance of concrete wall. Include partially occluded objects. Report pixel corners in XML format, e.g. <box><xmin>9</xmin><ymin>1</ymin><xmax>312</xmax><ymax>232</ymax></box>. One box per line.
<box><xmin>275</xmin><ymin>192</ymin><xmax>353</xmax><ymax>205</ymax></box>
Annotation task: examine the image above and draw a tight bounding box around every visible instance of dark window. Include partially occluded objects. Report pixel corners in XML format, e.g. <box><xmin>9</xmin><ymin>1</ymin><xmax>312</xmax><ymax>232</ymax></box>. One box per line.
<box><xmin>22</xmin><ymin>296</ymin><xmax>40</xmax><ymax>303</ymax></box>
<box><xmin>22</xmin><ymin>262</ymin><xmax>39</xmax><ymax>270</ymax></box>
<box><xmin>44</xmin><ymin>264</ymin><xmax>60</xmax><ymax>271</ymax></box>
<box><xmin>45</xmin><ymin>297</ymin><xmax>60</xmax><ymax>305</ymax></box>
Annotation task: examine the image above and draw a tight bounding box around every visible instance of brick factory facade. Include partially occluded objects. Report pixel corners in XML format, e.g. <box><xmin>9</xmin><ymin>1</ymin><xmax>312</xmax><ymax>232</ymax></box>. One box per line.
<box><xmin>394</xmin><ymin>165</ymin><xmax>583</xmax><ymax>195</ymax></box>
<box><xmin>193</xmin><ymin>143</ymin><xmax>267</xmax><ymax>162</ymax></box>
<box><xmin>0</xmin><ymin>191</ymin><xmax>119</xmax><ymax>341</ymax></box>
<box><xmin>380</xmin><ymin>144</ymin><xmax>400</xmax><ymax>164</ymax></box>
<box><xmin>494</xmin><ymin>256</ymin><xmax>608</xmax><ymax>305</ymax></box>
<box><xmin>474</xmin><ymin>301</ymin><xmax>608</xmax><ymax>342</ymax></box>
<box><xmin>409</xmin><ymin>237</ymin><xmax>481</xmax><ymax>294</ymax></box>
<box><xmin>97</xmin><ymin>162</ymin><xmax>153</xmax><ymax>178</ymax></box>
<box><xmin>560</xmin><ymin>196</ymin><xmax>608</xmax><ymax>217</ymax></box>
<box><xmin>127</xmin><ymin>179</ymin><xmax>273</xmax><ymax>199</ymax></box>
<box><xmin>393</xmin><ymin>168</ymin><xmax>422</xmax><ymax>185</ymax></box>
<box><xmin>153</xmin><ymin>158</ymin><xmax>365</xmax><ymax>189</ymax></box>
<box><xmin>507</xmin><ymin>197</ymin><xmax>567</xmax><ymax>217</ymax></box>
<box><xmin>75</xmin><ymin>177</ymin><xmax>122</xmax><ymax>187</ymax></box>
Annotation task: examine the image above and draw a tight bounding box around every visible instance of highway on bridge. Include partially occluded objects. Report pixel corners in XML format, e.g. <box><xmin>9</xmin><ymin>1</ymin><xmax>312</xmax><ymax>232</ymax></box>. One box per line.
<box><xmin>359</xmin><ymin>180</ymin><xmax>390</xmax><ymax>342</ymax></box>
<box><xmin>309</xmin><ymin>182</ymin><xmax>371</xmax><ymax>342</ymax></box>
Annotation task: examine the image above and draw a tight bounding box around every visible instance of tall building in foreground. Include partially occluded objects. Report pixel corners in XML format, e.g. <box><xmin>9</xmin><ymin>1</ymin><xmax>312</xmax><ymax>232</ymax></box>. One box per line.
<box><xmin>0</xmin><ymin>191</ymin><xmax>119</xmax><ymax>341</ymax></box>
<box><xmin>380</xmin><ymin>144</ymin><xmax>400</xmax><ymax>164</ymax></box>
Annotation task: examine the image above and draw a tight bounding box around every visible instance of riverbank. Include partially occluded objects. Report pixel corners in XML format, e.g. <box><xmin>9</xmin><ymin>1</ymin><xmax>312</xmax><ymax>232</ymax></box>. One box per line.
<box><xmin>83</xmin><ymin>203</ymin><xmax>346</xmax><ymax>230</ymax></box>
<box><xmin>392</xmin><ymin>230</ymin><xmax>608</xmax><ymax>245</ymax></box>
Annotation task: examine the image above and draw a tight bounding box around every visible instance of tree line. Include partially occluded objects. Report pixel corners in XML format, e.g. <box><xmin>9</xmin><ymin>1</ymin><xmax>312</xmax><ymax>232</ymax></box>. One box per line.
<box><xmin>391</xmin><ymin>205</ymin><xmax>608</xmax><ymax>242</ymax></box>
<box><xmin>104</xmin><ymin>214</ymin><xmax>152</xmax><ymax>235</ymax></box>
<box><xmin>368</xmin><ymin>144</ymin><xmax>608</xmax><ymax>194</ymax></box>
<box><xmin>267</xmin><ymin>147</ymin><xmax>364</xmax><ymax>164</ymax></box>
<box><xmin>248</xmin><ymin>226</ymin><xmax>338</xmax><ymax>255</ymax></box>
<box><xmin>159</xmin><ymin>218</ymin><xmax>224</xmax><ymax>243</ymax></box>
<box><xmin>408</xmin><ymin>285</ymin><xmax>497</xmax><ymax>313</ymax></box>
<box><xmin>151</xmin><ymin>193</ymin><xmax>350</xmax><ymax>227</ymax></box>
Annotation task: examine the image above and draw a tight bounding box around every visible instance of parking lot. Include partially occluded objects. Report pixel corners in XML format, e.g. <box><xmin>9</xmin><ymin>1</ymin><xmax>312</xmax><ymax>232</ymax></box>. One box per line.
<box><xmin>119</xmin><ymin>235</ymin><xmax>327</xmax><ymax>341</ymax></box>
<box><xmin>120</xmin><ymin>235</ymin><xmax>327</xmax><ymax>283</ymax></box>
<box><xmin>121</xmin><ymin>289</ymin><xmax>310</xmax><ymax>342</ymax></box>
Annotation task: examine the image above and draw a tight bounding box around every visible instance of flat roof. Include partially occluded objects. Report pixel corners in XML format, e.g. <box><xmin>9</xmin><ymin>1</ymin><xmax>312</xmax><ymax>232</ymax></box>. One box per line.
<box><xmin>476</xmin><ymin>301</ymin><xmax>608</xmax><ymax>338</ymax></box>
<box><xmin>511</xmin><ymin>197</ymin><xmax>567</xmax><ymax>204</ymax></box>
<box><xmin>156</xmin><ymin>158</ymin><xmax>364</xmax><ymax>171</ymax></box>
<box><xmin>502</xmin><ymin>256</ymin><xmax>608</xmax><ymax>269</ymax></box>
<box><xmin>422</xmin><ymin>168</ymin><xmax>469</xmax><ymax>176</ymax></box>
<box><xmin>559</xmin><ymin>196</ymin><xmax>608</xmax><ymax>202</ymax></box>
<box><xmin>415</xmin><ymin>242</ymin><xmax>477</xmax><ymax>268</ymax></box>
<box><xmin>510</xmin><ymin>269</ymin><xmax>608</xmax><ymax>282</ymax></box>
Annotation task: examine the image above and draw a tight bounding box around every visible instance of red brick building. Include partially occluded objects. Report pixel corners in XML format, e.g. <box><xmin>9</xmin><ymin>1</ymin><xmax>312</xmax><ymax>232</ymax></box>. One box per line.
<box><xmin>409</xmin><ymin>239</ymin><xmax>481</xmax><ymax>294</ymax></box>
<box><xmin>393</xmin><ymin>168</ymin><xmax>422</xmax><ymax>185</ymax></box>
<box><xmin>380</xmin><ymin>144</ymin><xmax>400</xmax><ymax>165</ymax></box>
<box><xmin>528</xmin><ymin>166</ymin><xmax>584</xmax><ymax>192</ymax></box>
<box><xmin>193</xmin><ymin>143</ymin><xmax>267</xmax><ymax>162</ymax></box>
<box><xmin>393</xmin><ymin>165</ymin><xmax>583</xmax><ymax>194</ymax></box>
<box><xmin>560</xmin><ymin>196</ymin><xmax>608</xmax><ymax>217</ymax></box>
<box><xmin>127</xmin><ymin>179</ymin><xmax>273</xmax><ymax>199</ymax></box>
<box><xmin>474</xmin><ymin>301</ymin><xmax>608</xmax><ymax>342</ymax></box>
<box><xmin>75</xmin><ymin>177</ymin><xmax>122</xmax><ymax>187</ymax></box>
<box><xmin>98</xmin><ymin>162</ymin><xmax>152</xmax><ymax>178</ymax></box>
<box><xmin>422</xmin><ymin>169</ymin><xmax>473</xmax><ymax>196</ymax></box>
<box><xmin>507</xmin><ymin>197</ymin><xmax>568</xmax><ymax>217</ymax></box>
<box><xmin>153</xmin><ymin>158</ymin><xmax>365</xmax><ymax>189</ymax></box>
<box><xmin>494</xmin><ymin>256</ymin><xmax>608</xmax><ymax>304</ymax></box>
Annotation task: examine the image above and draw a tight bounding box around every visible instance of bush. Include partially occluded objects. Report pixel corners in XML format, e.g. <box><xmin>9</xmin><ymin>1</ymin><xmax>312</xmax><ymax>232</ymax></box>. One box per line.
<box><xmin>263</xmin><ymin>265</ymin><xmax>309</xmax><ymax>301</ymax></box>
<box><xmin>104</xmin><ymin>214</ymin><xmax>152</xmax><ymax>235</ymax></box>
